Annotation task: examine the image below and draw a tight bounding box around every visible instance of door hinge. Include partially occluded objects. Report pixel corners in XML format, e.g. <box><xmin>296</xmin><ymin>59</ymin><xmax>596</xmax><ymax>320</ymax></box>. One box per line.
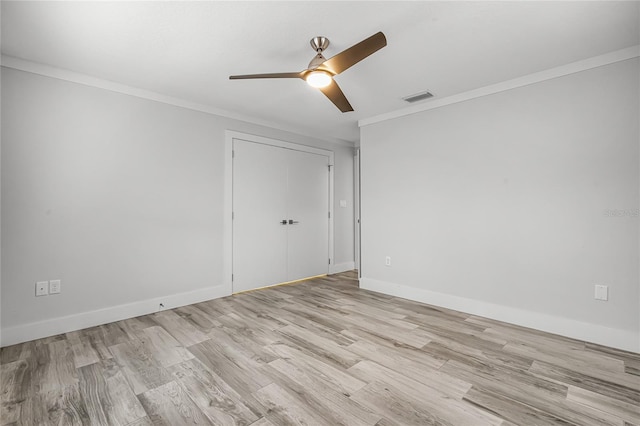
<box><xmin>328</xmin><ymin>211</ymin><xmax>331</xmax><ymax>219</ymax></box>
<box><xmin>232</xmin><ymin>150</ymin><xmax>235</xmax><ymax>158</ymax></box>
<box><xmin>329</xmin><ymin>258</ymin><xmax>331</xmax><ymax>265</ymax></box>
<box><xmin>232</xmin><ymin>274</ymin><xmax>234</xmax><ymax>281</ymax></box>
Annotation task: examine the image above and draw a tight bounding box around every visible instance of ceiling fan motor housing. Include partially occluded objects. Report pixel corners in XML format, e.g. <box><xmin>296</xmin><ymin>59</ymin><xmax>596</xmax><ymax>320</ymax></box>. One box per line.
<box><xmin>310</xmin><ymin>36</ymin><xmax>330</xmax><ymax>52</ymax></box>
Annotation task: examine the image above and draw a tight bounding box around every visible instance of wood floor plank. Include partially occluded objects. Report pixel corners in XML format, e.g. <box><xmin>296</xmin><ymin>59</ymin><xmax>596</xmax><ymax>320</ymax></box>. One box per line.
<box><xmin>267</xmin><ymin>342</ymin><xmax>367</xmax><ymax>396</ymax></box>
<box><xmin>440</xmin><ymin>359</ymin><xmax>623</xmax><ymax>426</ymax></box>
<box><xmin>423</xmin><ymin>340</ymin><xmax>534</xmax><ymax>374</ymax></box>
<box><xmin>125</xmin><ymin>416</ymin><xmax>154</xmax><ymax>425</ymax></box>
<box><xmin>78</xmin><ymin>360</ymin><xmax>147</xmax><ymax>425</ymax></box>
<box><xmin>1</xmin><ymin>342</ymin><xmax>43</xmax><ymax>425</ymax></box>
<box><xmin>139</xmin><ymin>326</ymin><xmax>194</xmax><ymax>368</ymax></box>
<box><xmin>13</xmin><ymin>381</ymin><xmax>90</xmax><ymax>425</ymax></box>
<box><xmin>40</xmin><ymin>339</ymin><xmax>78</xmax><ymax>394</ymax></box>
<box><xmin>336</xmin><ymin>309</ymin><xmax>433</xmax><ymax>348</ymax></box>
<box><xmin>504</xmin><ymin>340</ymin><xmax>629</xmax><ymax>376</ymax></box>
<box><xmin>344</xmin><ymin>327</ymin><xmax>447</xmax><ymax>373</ymax></box>
<box><xmin>174</xmin><ymin>304</ymin><xmax>220</xmax><ymax>334</ymax></box>
<box><xmin>188</xmin><ymin>339</ymin><xmax>272</xmax><ymax>395</ymax></box>
<box><xmin>345</xmin><ymin>339</ymin><xmax>468</xmax><ymax>398</ymax></box>
<box><xmin>626</xmin><ymin>363</ymin><xmax>640</xmax><ymax>377</ymax></box>
<box><xmin>567</xmin><ymin>385</ymin><xmax>639</xmax><ymax>425</ymax></box>
<box><xmin>108</xmin><ymin>338</ymin><xmax>173</xmax><ymax>395</ymax></box>
<box><xmin>138</xmin><ymin>380</ymin><xmax>214</xmax><ymax>425</ymax></box>
<box><xmin>207</xmin><ymin>325</ymin><xmax>278</xmax><ymax>367</ymax></box>
<box><xmin>424</xmin><ymin>325</ymin><xmax>510</xmax><ymax>358</ymax></box>
<box><xmin>253</xmin><ymin>382</ymin><xmax>331</xmax><ymax>426</ymax></box>
<box><xmin>215</xmin><ymin>312</ymin><xmax>281</xmax><ymax>348</ymax></box>
<box><xmin>100</xmin><ymin>321</ymin><xmax>138</xmax><ymax>347</ymax></box>
<box><xmin>563</xmin><ymin>399</ymin><xmax>628</xmax><ymax>426</ymax></box>
<box><xmin>339</xmin><ymin>326</ymin><xmax>424</xmax><ymax>354</ymax></box>
<box><xmin>337</xmin><ymin>297</ymin><xmax>408</xmax><ymax>321</ymax></box>
<box><xmin>348</xmin><ymin>360</ymin><xmax>503</xmax><ymax>426</ymax></box>
<box><xmin>226</xmin><ymin>297</ymin><xmax>290</xmax><ymax>331</ymax></box>
<box><xmin>587</xmin><ymin>340</ymin><xmax>640</xmax><ymax>379</ymax></box>
<box><xmin>249</xmin><ymin>417</ymin><xmax>276</xmax><ymax>426</ymax></box>
<box><xmin>1</xmin><ymin>360</ymin><xmax>28</xmax><ymax>405</ymax></box>
<box><xmin>0</xmin><ymin>341</ymin><xmax>31</xmax><ymax>365</ymax></box>
<box><xmin>0</xmin><ymin>402</ymin><xmax>20</xmax><ymax>425</ymax></box>
<box><xmin>463</xmin><ymin>385</ymin><xmax>578</xmax><ymax>426</ymax></box>
<box><xmin>168</xmin><ymin>358</ymin><xmax>260</xmax><ymax>425</ymax></box>
<box><xmin>78</xmin><ymin>326</ymin><xmax>116</xmax><ymax>362</ymax></box>
<box><xmin>276</xmin><ymin>323</ymin><xmax>361</xmax><ymax>369</ymax></box>
<box><xmin>529</xmin><ymin>360</ymin><xmax>640</xmax><ymax>405</ymax></box>
<box><xmin>465</xmin><ymin>315</ymin><xmax>585</xmax><ymax>349</ymax></box>
<box><xmin>262</xmin><ymin>302</ymin><xmax>355</xmax><ymax>346</ymax></box>
<box><xmin>193</xmin><ymin>296</ymin><xmax>237</xmax><ymax>318</ymax></box>
<box><xmin>151</xmin><ymin>310</ymin><xmax>209</xmax><ymax>347</ymax></box>
<box><xmin>45</xmin><ymin>384</ymin><xmax>91</xmax><ymax>425</ymax></box>
<box><xmin>118</xmin><ymin>315</ymin><xmax>159</xmax><ymax>336</ymax></box>
<box><xmin>203</xmin><ymin>327</ymin><xmax>271</xmax><ymax>372</ymax></box>
<box><xmin>265</xmin><ymin>358</ymin><xmax>382</xmax><ymax>425</ymax></box>
<box><xmin>66</xmin><ymin>329</ymin><xmax>102</xmax><ymax>368</ymax></box>
<box><xmin>394</xmin><ymin>301</ymin><xmax>470</xmax><ymax>321</ymax></box>
<box><xmin>405</xmin><ymin>310</ymin><xmax>488</xmax><ymax>333</ymax></box>
<box><xmin>1</xmin><ymin>359</ymin><xmax>29</xmax><ymax>425</ymax></box>
<box><xmin>350</xmin><ymin>381</ymin><xmax>458</xmax><ymax>426</ymax></box>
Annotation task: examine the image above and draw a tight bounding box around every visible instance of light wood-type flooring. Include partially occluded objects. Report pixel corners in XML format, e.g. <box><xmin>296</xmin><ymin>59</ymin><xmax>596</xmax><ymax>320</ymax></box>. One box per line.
<box><xmin>1</xmin><ymin>271</ymin><xmax>639</xmax><ymax>425</ymax></box>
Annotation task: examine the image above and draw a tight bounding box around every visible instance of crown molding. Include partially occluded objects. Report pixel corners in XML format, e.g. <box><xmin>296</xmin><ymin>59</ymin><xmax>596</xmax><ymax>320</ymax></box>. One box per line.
<box><xmin>359</xmin><ymin>45</ymin><xmax>640</xmax><ymax>128</ymax></box>
<box><xmin>0</xmin><ymin>55</ymin><xmax>355</xmax><ymax>147</ymax></box>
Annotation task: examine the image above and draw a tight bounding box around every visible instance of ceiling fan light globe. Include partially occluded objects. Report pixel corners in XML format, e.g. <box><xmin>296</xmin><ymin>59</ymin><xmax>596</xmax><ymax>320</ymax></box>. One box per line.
<box><xmin>306</xmin><ymin>71</ymin><xmax>332</xmax><ymax>88</ymax></box>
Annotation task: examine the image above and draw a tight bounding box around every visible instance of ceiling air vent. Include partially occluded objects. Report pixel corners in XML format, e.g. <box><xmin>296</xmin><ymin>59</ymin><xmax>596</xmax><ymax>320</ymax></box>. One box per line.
<box><xmin>402</xmin><ymin>91</ymin><xmax>434</xmax><ymax>103</ymax></box>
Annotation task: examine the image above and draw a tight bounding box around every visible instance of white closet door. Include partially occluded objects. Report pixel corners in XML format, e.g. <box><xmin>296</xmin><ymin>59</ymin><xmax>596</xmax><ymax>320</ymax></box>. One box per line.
<box><xmin>232</xmin><ymin>139</ymin><xmax>288</xmax><ymax>292</ymax></box>
<box><xmin>286</xmin><ymin>148</ymin><xmax>329</xmax><ymax>281</ymax></box>
<box><xmin>232</xmin><ymin>139</ymin><xmax>329</xmax><ymax>293</ymax></box>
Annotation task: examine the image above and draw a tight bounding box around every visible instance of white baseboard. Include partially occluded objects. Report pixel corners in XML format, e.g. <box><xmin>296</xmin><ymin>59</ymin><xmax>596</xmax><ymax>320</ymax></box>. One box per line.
<box><xmin>329</xmin><ymin>261</ymin><xmax>355</xmax><ymax>275</ymax></box>
<box><xmin>360</xmin><ymin>277</ymin><xmax>640</xmax><ymax>354</ymax></box>
<box><xmin>1</xmin><ymin>284</ymin><xmax>230</xmax><ymax>347</ymax></box>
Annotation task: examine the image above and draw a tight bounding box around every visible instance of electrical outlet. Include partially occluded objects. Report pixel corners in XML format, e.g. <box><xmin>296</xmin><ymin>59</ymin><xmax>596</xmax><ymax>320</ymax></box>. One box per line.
<box><xmin>595</xmin><ymin>285</ymin><xmax>608</xmax><ymax>301</ymax></box>
<box><xmin>385</xmin><ymin>256</ymin><xmax>391</xmax><ymax>266</ymax></box>
<box><xmin>35</xmin><ymin>281</ymin><xmax>49</xmax><ymax>297</ymax></box>
<box><xmin>49</xmin><ymin>279</ymin><xmax>61</xmax><ymax>294</ymax></box>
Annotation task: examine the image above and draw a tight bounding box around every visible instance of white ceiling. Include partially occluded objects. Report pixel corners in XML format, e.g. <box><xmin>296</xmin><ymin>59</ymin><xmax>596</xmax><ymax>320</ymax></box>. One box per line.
<box><xmin>2</xmin><ymin>1</ymin><xmax>639</xmax><ymax>143</ymax></box>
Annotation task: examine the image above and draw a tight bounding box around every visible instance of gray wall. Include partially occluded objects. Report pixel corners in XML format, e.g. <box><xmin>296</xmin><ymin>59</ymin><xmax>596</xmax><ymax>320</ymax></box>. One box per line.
<box><xmin>360</xmin><ymin>58</ymin><xmax>639</xmax><ymax>351</ymax></box>
<box><xmin>1</xmin><ymin>67</ymin><xmax>354</xmax><ymax>344</ymax></box>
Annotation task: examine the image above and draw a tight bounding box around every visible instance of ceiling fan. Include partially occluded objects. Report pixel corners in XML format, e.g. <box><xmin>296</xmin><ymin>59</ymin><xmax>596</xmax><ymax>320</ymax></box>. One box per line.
<box><xmin>229</xmin><ymin>32</ymin><xmax>387</xmax><ymax>113</ymax></box>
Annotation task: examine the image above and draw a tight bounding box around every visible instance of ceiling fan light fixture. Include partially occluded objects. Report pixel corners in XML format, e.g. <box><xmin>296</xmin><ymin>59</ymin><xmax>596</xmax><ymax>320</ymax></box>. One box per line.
<box><xmin>306</xmin><ymin>71</ymin><xmax>332</xmax><ymax>88</ymax></box>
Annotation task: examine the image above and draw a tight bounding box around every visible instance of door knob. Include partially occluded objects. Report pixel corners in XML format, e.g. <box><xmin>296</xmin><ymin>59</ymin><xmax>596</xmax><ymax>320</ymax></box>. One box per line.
<box><xmin>280</xmin><ymin>220</ymin><xmax>288</xmax><ymax>225</ymax></box>
<box><xmin>288</xmin><ymin>220</ymin><xmax>299</xmax><ymax>224</ymax></box>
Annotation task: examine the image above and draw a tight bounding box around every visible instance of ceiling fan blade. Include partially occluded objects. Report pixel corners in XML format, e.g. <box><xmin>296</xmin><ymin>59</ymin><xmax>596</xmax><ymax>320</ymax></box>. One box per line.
<box><xmin>229</xmin><ymin>72</ymin><xmax>303</xmax><ymax>80</ymax></box>
<box><xmin>319</xmin><ymin>32</ymin><xmax>386</xmax><ymax>75</ymax></box>
<box><xmin>319</xmin><ymin>79</ymin><xmax>353</xmax><ymax>113</ymax></box>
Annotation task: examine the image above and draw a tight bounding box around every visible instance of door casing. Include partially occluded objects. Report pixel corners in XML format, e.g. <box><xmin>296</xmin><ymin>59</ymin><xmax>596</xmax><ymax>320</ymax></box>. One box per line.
<box><xmin>224</xmin><ymin>130</ymin><xmax>335</xmax><ymax>295</ymax></box>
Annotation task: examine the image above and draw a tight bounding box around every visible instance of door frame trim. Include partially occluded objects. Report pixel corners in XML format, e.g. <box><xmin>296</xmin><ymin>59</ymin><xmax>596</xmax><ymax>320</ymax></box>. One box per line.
<box><xmin>354</xmin><ymin>148</ymin><xmax>361</xmax><ymax>277</ymax></box>
<box><xmin>224</xmin><ymin>130</ymin><xmax>335</xmax><ymax>295</ymax></box>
